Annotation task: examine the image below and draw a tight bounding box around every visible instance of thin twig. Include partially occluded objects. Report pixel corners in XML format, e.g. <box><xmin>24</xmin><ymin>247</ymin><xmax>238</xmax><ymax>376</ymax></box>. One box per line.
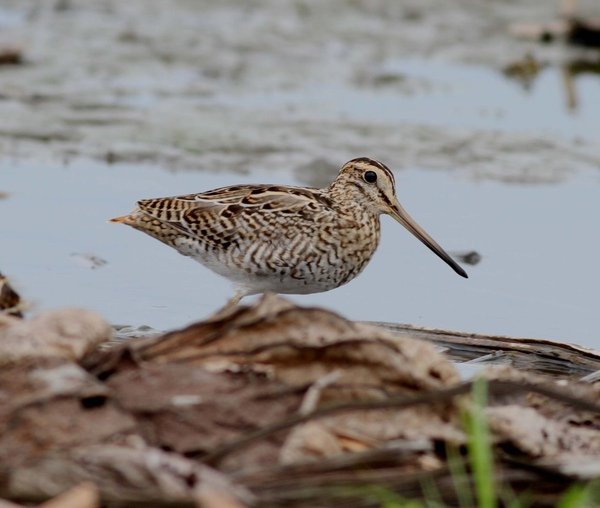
<box><xmin>299</xmin><ymin>370</ymin><xmax>342</xmax><ymax>415</ymax></box>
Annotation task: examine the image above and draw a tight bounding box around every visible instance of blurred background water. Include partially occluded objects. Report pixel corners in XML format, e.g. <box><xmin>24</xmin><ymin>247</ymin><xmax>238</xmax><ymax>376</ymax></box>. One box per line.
<box><xmin>1</xmin><ymin>1</ymin><xmax>599</xmax><ymax>347</ymax></box>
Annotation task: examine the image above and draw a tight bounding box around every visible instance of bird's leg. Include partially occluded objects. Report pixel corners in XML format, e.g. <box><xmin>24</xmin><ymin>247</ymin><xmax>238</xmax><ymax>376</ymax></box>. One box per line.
<box><xmin>224</xmin><ymin>288</ymin><xmax>247</xmax><ymax>308</ymax></box>
<box><xmin>210</xmin><ymin>289</ymin><xmax>249</xmax><ymax>320</ymax></box>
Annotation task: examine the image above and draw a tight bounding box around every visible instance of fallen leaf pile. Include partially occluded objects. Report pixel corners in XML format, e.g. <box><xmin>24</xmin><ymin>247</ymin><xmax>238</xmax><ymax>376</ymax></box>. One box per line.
<box><xmin>0</xmin><ymin>293</ymin><xmax>597</xmax><ymax>507</ymax></box>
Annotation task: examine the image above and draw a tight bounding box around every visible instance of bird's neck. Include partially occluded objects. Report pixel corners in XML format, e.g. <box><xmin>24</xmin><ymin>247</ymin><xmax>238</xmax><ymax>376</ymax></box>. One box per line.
<box><xmin>326</xmin><ymin>180</ymin><xmax>378</xmax><ymax>217</ymax></box>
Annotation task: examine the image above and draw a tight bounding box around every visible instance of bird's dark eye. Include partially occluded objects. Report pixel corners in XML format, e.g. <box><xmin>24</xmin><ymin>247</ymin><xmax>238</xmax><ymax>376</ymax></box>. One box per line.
<box><xmin>363</xmin><ymin>170</ymin><xmax>377</xmax><ymax>183</ymax></box>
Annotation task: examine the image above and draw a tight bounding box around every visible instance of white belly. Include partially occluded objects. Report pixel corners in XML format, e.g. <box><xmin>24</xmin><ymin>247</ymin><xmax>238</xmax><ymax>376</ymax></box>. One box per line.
<box><xmin>175</xmin><ymin>234</ymin><xmax>376</xmax><ymax>296</ymax></box>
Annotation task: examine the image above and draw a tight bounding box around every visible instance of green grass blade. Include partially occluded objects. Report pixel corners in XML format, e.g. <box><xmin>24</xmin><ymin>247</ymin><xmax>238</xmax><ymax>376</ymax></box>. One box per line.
<box><xmin>465</xmin><ymin>378</ymin><xmax>496</xmax><ymax>508</ymax></box>
<box><xmin>557</xmin><ymin>481</ymin><xmax>600</xmax><ymax>508</ymax></box>
<box><xmin>366</xmin><ymin>485</ymin><xmax>425</xmax><ymax>508</ymax></box>
<box><xmin>446</xmin><ymin>443</ymin><xmax>475</xmax><ymax>508</ymax></box>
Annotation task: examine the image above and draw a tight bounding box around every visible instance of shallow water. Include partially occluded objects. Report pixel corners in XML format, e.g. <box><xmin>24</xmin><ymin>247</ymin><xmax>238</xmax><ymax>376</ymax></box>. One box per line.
<box><xmin>218</xmin><ymin>59</ymin><xmax>600</xmax><ymax>140</ymax></box>
<box><xmin>1</xmin><ymin>1</ymin><xmax>599</xmax><ymax>350</ymax></box>
<box><xmin>2</xmin><ymin>159</ymin><xmax>599</xmax><ymax>348</ymax></box>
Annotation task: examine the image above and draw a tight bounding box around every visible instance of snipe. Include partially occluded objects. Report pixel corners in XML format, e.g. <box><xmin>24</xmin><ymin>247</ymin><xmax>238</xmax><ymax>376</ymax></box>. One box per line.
<box><xmin>111</xmin><ymin>158</ymin><xmax>467</xmax><ymax>305</ymax></box>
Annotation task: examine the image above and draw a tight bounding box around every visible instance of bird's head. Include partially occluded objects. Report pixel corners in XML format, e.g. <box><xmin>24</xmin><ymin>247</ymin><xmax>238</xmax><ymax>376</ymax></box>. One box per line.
<box><xmin>332</xmin><ymin>157</ymin><xmax>468</xmax><ymax>278</ymax></box>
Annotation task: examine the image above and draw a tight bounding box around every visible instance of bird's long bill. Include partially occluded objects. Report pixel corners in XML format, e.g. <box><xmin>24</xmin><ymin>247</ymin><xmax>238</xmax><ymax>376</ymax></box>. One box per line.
<box><xmin>389</xmin><ymin>199</ymin><xmax>468</xmax><ymax>278</ymax></box>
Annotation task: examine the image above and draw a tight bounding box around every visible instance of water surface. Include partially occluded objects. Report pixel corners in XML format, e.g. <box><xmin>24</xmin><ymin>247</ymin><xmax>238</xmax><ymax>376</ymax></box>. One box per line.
<box><xmin>1</xmin><ymin>1</ymin><xmax>600</xmax><ymax>351</ymax></box>
<box><xmin>2</xmin><ymin>160</ymin><xmax>598</xmax><ymax>349</ymax></box>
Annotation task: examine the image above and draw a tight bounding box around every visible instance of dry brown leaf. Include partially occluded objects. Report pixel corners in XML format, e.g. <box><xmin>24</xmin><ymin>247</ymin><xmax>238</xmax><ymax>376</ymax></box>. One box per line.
<box><xmin>0</xmin><ymin>295</ymin><xmax>597</xmax><ymax>506</ymax></box>
<box><xmin>280</xmin><ymin>406</ymin><xmax>465</xmax><ymax>464</ymax></box>
<box><xmin>0</xmin><ymin>272</ymin><xmax>23</xmax><ymax>318</ymax></box>
<box><xmin>136</xmin><ymin>293</ymin><xmax>459</xmax><ymax>403</ymax></box>
<box><xmin>0</xmin><ymin>309</ymin><xmax>111</xmax><ymax>364</ymax></box>
<box><xmin>40</xmin><ymin>482</ymin><xmax>99</xmax><ymax>508</ymax></box>
<box><xmin>107</xmin><ymin>362</ymin><xmax>303</xmax><ymax>468</ymax></box>
<box><xmin>7</xmin><ymin>444</ymin><xmax>252</xmax><ymax>505</ymax></box>
<box><xmin>0</xmin><ymin>359</ymin><xmax>136</xmax><ymax>469</ymax></box>
<box><xmin>100</xmin><ymin>295</ymin><xmax>462</xmax><ymax>466</ymax></box>
<box><xmin>481</xmin><ymin>365</ymin><xmax>600</xmax><ymax>427</ymax></box>
<box><xmin>195</xmin><ymin>484</ymin><xmax>250</xmax><ymax>508</ymax></box>
<box><xmin>487</xmin><ymin>405</ymin><xmax>600</xmax><ymax>459</ymax></box>
<box><xmin>0</xmin><ymin>499</ymin><xmax>24</xmax><ymax>508</ymax></box>
<box><xmin>480</xmin><ymin>366</ymin><xmax>600</xmax><ymax>477</ymax></box>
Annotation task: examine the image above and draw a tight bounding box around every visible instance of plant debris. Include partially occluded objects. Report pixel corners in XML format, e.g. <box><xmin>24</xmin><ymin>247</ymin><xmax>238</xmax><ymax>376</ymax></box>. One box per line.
<box><xmin>0</xmin><ymin>294</ymin><xmax>598</xmax><ymax>506</ymax></box>
<box><xmin>70</xmin><ymin>254</ymin><xmax>108</xmax><ymax>270</ymax></box>
<box><xmin>0</xmin><ymin>271</ymin><xmax>24</xmax><ymax>318</ymax></box>
<box><xmin>0</xmin><ymin>46</ymin><xmax>22</xmax><ymax>66</ymax></box>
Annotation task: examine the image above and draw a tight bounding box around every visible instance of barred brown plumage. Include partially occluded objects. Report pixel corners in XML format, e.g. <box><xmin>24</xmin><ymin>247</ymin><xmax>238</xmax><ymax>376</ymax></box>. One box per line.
<box><xmin>111</xmin><ymin>158</ymin><xmax>467</xmax><ymax>306</ymax></box>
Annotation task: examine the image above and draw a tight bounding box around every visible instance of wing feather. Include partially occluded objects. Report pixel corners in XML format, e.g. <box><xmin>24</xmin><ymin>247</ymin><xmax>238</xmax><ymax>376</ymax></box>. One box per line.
<box><xmin>134</xmin><ymin>184</ymin><xmax>336</xmax><ymax>249</ymax></box>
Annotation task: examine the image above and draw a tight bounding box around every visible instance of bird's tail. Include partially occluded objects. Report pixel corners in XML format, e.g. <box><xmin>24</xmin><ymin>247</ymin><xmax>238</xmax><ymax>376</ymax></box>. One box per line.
<box><xmin>108</xmin><ymin>214</ymin><xmax>134</xmax><ymax>225</ymax></box>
